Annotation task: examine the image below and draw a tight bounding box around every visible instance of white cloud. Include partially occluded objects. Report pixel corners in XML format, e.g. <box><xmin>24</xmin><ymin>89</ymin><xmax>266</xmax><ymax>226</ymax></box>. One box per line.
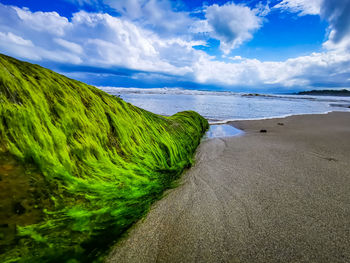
<box><xmin>54</xmin><ymin>38</ymin><xmax>83</xmax><ymax>54</ymax></box>
<box><xmin>68</xmin><ymin>11</ymin><xmax>195</xmax><ymax>73</ymax></box>
<box><xmin>64</xmin><ymin>0</ymin><xmax>197</xmax><ymax>37</ymax></box>
<box><xmin>104</xmin><ymin>0</ymin><xmax>196</xmax><ymax>37</ymax></box>
<box><xmin>0</xmin><ymin>1</ymin><xmax>350</xmax><ymax>90</ymax></box>
<box><xmin>193</xmin><ymin>49</ymin><xmax>350</xmax><ymax>88</ymax></box>
<box><xmin>228</xmin><ymin>55</ymin><xmax>243</xmax><ymax>61</ymax></box>
<box><xmin>0</xmin><ymin>32</ymin><xmax>82</xmax><ymax>63</ymax></box>
<box><xmin>0</xmin><ymin>32</ymin><xmax>33</xmax><ymax>47</ymax></box>
<box><xmin>13</xmin><ymin>7</ymin><xmax>70</xmax><ymax>36</ymax></box>
<box><xmin>0</xmin><ymin>4</ymin><xmax>195</xmax><ymax>74</ymax></box>
<box><xmin>273</xmin><ymin>0</ymin><xmax>322</xmax><ymax>16</ymax></box>
<box><xmin>0</xmin><ymin>31</ymin><xmax>40</xmax><ymax>60</ymax></box>
<box><xmin>204</xmin><ymin>2</ymin><xmax>264</xmax><ymax>54</ymax></box>
<box><xmin>254</xmin><ymin>1</ymin><xmax>271</xmax><ymax>16</ymax></box>
<box><xmin>65</xmin><ymin>0</ymin><xmax>265</xmax><ymax>54</ymax></box>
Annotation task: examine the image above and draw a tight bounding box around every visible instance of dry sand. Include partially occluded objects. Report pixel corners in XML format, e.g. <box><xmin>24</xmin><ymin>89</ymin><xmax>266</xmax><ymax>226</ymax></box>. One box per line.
<box><xmin>107</xmin><ymin>112</ymin><xmax>350</xmax><ymax>263</ymax></box>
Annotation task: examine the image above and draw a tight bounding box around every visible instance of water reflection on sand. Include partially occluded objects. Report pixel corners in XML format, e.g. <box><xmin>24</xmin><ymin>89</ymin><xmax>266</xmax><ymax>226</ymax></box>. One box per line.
<box><xmin>206</xmin><ymin>124</ymin><xmax>243</xmax><ymax>138</ymax></box>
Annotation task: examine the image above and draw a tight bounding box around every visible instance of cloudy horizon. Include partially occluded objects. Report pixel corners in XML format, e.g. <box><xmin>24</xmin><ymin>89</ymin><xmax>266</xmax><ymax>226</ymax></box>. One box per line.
<box><xmin>0</xmin><ymin>0</ymin><xmax>349</xmax><ymax>92</ymax></box>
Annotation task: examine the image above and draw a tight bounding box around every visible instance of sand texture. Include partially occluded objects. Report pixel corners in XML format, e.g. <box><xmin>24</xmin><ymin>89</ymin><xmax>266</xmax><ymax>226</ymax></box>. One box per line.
<box><xmin>107</xmin><ymin>112</ymin><xmax>350</xmax><ymax>263</ymax></box>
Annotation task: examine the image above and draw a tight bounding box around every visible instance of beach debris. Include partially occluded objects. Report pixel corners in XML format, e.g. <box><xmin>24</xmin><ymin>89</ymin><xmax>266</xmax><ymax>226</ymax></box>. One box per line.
<box><xmin>277</xmin><ymin>123</ymin><xmax>284</xmax><ymax>126</ymax></box>
<box><xmin>260</xmin><ymin>129</ymin><xmax>267</xmax><ymax>133</ymax></box>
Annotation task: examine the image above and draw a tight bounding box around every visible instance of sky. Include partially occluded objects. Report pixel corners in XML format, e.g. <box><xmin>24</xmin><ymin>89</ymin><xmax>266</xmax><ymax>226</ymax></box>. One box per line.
<box><xmin>0</xmin><ymin>0</ymin><xmax>349</xmax><ymax>92</ymax></box>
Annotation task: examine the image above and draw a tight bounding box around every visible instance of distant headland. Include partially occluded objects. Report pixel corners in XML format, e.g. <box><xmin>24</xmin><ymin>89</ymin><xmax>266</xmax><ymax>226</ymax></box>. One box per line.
<box><xmin>296</xmin><ymin>89</ymin><xmax>350</xmax><ymax>96</ymax></box>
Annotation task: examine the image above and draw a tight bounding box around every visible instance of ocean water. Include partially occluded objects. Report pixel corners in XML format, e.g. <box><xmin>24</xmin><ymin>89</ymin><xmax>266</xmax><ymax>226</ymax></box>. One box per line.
<box><xmin>100</xmin><ymin>87</ymin><xmax>350</xmax><ymax>124</ymax></box>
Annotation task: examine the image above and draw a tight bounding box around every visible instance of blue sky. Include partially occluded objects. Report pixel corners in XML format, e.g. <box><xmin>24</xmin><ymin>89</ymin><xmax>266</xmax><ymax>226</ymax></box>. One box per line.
<box><xmin>0</xmin><ymin>0</ymin><xmax>349</xmax><ymax>92</ymax></box>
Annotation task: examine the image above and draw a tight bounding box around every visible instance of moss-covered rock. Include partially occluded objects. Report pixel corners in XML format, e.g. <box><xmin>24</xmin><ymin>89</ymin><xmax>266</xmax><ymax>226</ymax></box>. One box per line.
<box><xmin>0</xmin><ymin>54</ymin><xmax>208</xmax><ymax>262</ymax></box>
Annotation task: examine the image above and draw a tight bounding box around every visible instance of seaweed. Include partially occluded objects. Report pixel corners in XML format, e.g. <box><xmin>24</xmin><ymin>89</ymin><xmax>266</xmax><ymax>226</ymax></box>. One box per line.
<box><xmin>0</xmin><ymin>54</ymin><xmax>208</xmax><ymax>262</ymax></box>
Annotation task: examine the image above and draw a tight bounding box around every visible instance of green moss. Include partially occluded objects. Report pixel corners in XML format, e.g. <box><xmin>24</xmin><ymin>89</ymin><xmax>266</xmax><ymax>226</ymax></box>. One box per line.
<box><xmin>0</xmin><ymin>54</ymin><xmax>208</xmax><ymax>262</ymax></box>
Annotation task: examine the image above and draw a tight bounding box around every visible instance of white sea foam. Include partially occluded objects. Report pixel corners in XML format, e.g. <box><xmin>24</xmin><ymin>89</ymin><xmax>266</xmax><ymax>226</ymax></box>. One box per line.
<box><xmin>207</xmin><ymin>111</ymin><xmax>335</xmax><ymax>125</ymax></box>
<box><xmin>99</xmin><ymin>86</ymin><xmax>237</xmax><ymax>96</ymax></box>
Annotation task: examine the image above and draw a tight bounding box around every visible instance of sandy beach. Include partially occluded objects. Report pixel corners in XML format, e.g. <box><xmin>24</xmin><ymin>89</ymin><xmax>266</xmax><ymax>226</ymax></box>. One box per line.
<box><xmin>107</xmin><ymin>112</ymin><xmax>350</xmax><ymax>263</ymax></box>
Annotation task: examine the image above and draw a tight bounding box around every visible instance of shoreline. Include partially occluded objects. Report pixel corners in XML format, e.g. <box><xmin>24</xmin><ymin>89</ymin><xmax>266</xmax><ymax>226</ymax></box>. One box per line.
<box><xmin>107</xmin><ymin>112</ymin><xmax>350</xmax><ymax>263</ymax></box>
<box><xmin>208</xmin><ymin>109</ymin><xmax>350</xmax><ymax>125</ymax></box>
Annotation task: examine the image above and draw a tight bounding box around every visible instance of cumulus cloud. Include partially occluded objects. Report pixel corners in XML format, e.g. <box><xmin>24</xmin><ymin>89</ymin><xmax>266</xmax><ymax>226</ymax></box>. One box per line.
<box><xmin>13</xmin><ymin>7</ymin><xmax>70</xmax><ymax>36</ymax></box>
<box><xmin>66</xmin><ymin>0</ymin><xmax>196</xmax><ymax>37</ymax></box>
<box><xmin>0</xmin><ymin>3</ymin><xmax>197</xmax><ymax>74</ymax></box>
<box><xmin>67</xmin><ymin>0</ymin><xmax>265</xmax><ymax>52</ymax></box>
<box><xmin>193</xmin><ymin>49</ymin><xmax>350</xmax><ymax>88</ymax></box>
<box><xmin>0</xmin><ymin>1</ymin><xmax>350</xmax><ymax>90</ymax></box>
<box><xmin>106</xmin><ymin>0</ymin><xmax>194</xmax><ymax>36</ymax></box>
<box><xmin>0</xmin><ymin>4</ymin><xmax>81</xmax><ymax>63</ymax></box>
<box><xmin>204</xmin><ymin>2</ymin><xmax>264</xmax><ymax>54</ymax></box>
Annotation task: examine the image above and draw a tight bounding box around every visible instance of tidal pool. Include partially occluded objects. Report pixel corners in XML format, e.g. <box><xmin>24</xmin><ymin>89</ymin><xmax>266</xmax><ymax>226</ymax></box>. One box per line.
<box><xmin>206</xmin><ymin>124</ymin><xmax>244</xmax><ymax>138</ymax></box>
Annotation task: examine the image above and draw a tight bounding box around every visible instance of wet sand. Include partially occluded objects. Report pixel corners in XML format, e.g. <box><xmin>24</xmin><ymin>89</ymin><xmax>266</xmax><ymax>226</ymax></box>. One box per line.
<box><xmin>107</xmin><ymin>112</ymin><xmax>350</xmax><ymax>263</ymax></box>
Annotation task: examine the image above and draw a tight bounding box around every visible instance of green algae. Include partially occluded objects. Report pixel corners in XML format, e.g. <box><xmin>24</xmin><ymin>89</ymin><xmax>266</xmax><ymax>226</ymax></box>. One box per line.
<box><xmin>0</xmin><ymin>54</ymin><xmax>208</xmax><ymax>262</ymax></box>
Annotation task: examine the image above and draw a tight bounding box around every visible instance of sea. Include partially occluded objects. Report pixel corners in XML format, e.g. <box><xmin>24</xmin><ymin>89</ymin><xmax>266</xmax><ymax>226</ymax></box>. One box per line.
<box><xmin>100</xmin><ymin>87</ymin><xmax>350</xmax><ymax>123</ymax></box>
<box><xmin>99</xmin><ymin>87</ymin><xmax>350</xmax><ymax>138</ymax></box>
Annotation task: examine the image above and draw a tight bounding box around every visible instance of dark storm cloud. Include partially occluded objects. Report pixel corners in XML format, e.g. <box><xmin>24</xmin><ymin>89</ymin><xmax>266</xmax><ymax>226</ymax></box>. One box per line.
<box><xmin>321</xmin><ymin>0</ymin><xmax>350</xmax><ymax>43</ymax></box>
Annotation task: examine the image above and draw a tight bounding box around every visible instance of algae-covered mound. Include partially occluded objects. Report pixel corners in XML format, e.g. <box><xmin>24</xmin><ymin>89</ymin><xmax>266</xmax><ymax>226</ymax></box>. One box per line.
<box><xmin>0</xmin><ymin>54</ymin><xmax>208</xmax><ymax>262</ymax></box>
